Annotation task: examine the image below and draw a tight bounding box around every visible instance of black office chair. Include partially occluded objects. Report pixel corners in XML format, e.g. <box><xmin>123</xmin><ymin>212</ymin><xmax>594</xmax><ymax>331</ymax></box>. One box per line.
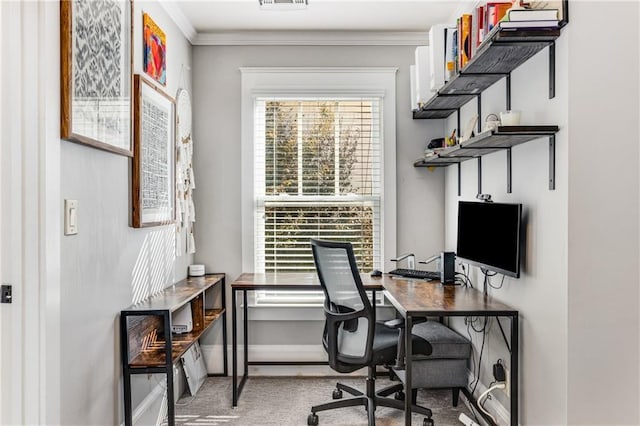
<box><xmin>308</xmin><ymin>239</ymin><xmax>434</xmax><ymax>426</ymax></box>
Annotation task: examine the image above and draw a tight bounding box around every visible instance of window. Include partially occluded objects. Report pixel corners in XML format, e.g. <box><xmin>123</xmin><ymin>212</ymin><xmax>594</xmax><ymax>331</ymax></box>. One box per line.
<box><xmin>241</xmin><ymin>68</ymin><xmax>397</xmax><ymax>307</ymax></box>
<box><xmin>254</xmin><ymin>99</ymin><xmax>381</xmax><ymax>305</ymax></box>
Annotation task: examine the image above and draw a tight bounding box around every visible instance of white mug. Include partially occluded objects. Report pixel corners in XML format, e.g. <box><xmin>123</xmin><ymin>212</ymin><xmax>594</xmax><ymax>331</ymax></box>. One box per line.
<box><xmin>500</xmin><ymin>110</ymin><xmax>521</xmax><ymax>126</ymax></box>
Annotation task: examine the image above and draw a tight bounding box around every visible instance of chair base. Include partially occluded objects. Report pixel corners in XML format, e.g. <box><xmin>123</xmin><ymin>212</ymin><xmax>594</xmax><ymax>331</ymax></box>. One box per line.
<box><xmin>309</xmin><ymin>367</ymin><xmax>433</xmax><ymax>426</ymax></box>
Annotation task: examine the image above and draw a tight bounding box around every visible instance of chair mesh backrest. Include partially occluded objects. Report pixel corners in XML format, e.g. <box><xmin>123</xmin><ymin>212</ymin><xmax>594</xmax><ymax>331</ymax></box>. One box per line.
<box><xmin>312</xmin><ymin>240</ymin><xmax>372</xmax><ymax>358</ymax></box>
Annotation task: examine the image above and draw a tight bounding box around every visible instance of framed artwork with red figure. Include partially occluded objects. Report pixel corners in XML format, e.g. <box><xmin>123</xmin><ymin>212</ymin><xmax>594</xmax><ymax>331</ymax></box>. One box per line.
<box><xmin>143</xmin><ymin>13</ymin><xmax>166</xmax><ymax>85</ymax></box>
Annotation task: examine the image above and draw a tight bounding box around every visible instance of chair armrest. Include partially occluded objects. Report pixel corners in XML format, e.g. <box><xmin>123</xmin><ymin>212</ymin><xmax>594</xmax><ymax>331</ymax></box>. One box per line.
<box><xmin>386</xmin><ymin>317</ymin><xmax>429</xmax><ymax>370</ymax></box>
<box><xmin>324</xmin><ymin>305</ymin><xmax>367</xmax><ymax>333</ymax></box>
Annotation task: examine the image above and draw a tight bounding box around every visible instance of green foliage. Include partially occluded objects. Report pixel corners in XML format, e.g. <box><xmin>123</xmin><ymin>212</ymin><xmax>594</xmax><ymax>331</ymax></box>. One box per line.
<box><xmin>263</xmin><ymin>100</ymin><xmax>375</xmax><ymax>272</ymax></box>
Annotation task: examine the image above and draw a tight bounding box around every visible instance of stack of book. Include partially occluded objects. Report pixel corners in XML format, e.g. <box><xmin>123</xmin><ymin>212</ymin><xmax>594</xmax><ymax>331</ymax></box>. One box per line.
<box><xmin>499</xmin><ymin>8</ymin><xmax>560</xmax><ymax>29</ymax></box>
<box><xmin>426</xmin><ymin>1</ymin><xmax>563</xmax><ymax>90</ymax></box>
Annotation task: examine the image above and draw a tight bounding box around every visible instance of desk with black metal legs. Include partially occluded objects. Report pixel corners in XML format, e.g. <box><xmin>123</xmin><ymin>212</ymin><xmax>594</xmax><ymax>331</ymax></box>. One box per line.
<box><xmin>382</xmin><ymin>278</ymin><xmax>519</xmax><ymax>426</ymax></box>
<box><xmin>230</xmin><ymin>272</ymin><xmax>384</xmax><ymax>407</ymax></box>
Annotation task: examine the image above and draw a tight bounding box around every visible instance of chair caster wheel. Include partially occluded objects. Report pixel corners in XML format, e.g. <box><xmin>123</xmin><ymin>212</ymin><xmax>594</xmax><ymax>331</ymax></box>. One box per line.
<box><xmin>423</xmin><ymin>417</ymin><xmax>434</xmax><ymax>426</ymax></box>
<box><xmin>332</xmin><ymin>389</ymin><xmax>343</xmax><ymax>399</ymax></box>
<box><xmin>307</xmin><ymin>413</ymin><xmax>319</xmax><ymax>426</ymax></box>
<box><xmin>394</xmin><ymin>391</ymin><xmax>405</xmax><ymax>401</ymax></box>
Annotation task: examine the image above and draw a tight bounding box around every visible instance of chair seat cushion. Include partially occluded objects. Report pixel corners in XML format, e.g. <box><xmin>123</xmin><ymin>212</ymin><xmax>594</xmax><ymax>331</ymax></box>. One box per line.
<box><xmin>370</xmin><ymin>322</ymin><xmax>432</xmax><ymax>366</ymax></box>
<box><xmin>411</xmin><ymin>321</ymin><xmax>471</xmax><ymax>360</ymax></box>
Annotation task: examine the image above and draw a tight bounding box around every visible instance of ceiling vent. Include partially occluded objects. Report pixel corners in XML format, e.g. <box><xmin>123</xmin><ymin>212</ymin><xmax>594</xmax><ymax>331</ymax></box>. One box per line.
<box><xmin>259</xmin><ymin>0</ymin><xmax>308</xmax><ymax>10</ymax></box>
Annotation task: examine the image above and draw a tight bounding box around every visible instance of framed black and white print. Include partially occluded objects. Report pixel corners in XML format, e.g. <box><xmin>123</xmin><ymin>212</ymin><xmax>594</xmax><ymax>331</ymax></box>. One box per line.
<box><xmin>132</xmin><ymin>75</ymin><xmax>175</xmax><ymax>228</ymax></box>
<box><xmin>61</xmin><ymin>0</ymin><xmax>133</xmax><ymax>156</ymax></box>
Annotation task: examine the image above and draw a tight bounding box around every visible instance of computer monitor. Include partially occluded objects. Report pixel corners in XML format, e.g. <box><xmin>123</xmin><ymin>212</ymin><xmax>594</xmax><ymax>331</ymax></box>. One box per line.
<box><xmin>456</xmin><ymin>201</ymin><xmax>523</xmax><ymax>278</ymax></box>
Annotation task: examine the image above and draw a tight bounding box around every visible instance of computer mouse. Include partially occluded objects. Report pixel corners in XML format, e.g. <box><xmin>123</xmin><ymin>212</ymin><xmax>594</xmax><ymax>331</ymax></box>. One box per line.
<box><xmin>370</xmin><ymin>269</ymin><xmax>382</xmax><ymax>277</ymax></box>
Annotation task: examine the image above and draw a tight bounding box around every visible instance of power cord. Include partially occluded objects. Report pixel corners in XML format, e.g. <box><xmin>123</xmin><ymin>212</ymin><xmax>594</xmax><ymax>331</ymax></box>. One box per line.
<box><xmin>458</xmin><ymin>263</ymin><xmax>473</xmax><ymax>288</ymax></box>
<box><xmin>487</xmin><ymin>273</ymin><xmax>506</xmax><ymax>290</ymax></box>
<box><xmin>477</xmin><ymin>382</ymin><xmax>506</xmax><ymax>424</ymax></box>
<box><xmin>470</xmin><ymin>317</ymin><xmax>490</xmax><ymax>396</ymax></box>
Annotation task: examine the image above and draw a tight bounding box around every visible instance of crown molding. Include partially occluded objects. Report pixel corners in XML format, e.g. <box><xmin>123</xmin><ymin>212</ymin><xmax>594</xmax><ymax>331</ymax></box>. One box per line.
<box><xmin>239</xmin><ymin>66</ymin><xmax>398</xmax><ymax>74</ymax></box>
<box><xmin>192</xmin><ymin>30</ymin><xmax>430</xmax><ymax>46</ymax></box>
<box><xmin>158</xmin><ymin>0</ymin><xmax>197</xmax><ymax>43</ymax></box>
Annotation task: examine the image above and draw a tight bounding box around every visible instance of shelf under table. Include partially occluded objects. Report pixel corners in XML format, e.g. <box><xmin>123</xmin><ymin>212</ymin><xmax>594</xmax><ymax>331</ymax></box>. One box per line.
<box><xmin>129</xmin><ymin>308</ymin><xmax>225</xmax><ymax>368</ymax></box>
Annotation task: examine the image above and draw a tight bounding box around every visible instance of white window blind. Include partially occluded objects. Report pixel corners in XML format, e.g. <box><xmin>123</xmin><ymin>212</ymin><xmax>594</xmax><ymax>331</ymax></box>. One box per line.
<box><xmin>253</xmin><ymin>98</ymin><xmax>382</xmax><ymax>305</ymax></box>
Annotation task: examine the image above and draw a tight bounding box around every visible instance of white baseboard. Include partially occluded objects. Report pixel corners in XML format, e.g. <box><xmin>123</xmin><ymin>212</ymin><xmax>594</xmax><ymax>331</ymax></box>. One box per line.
<box><xmin>464</xmin><ymin>371</ymin><xmax>510</xmax><ymax>426</ymax></box>
<box><xmin>122</xmin><ymin>365</ymin><xmax>182</xmax><ymax>426</ymax></box>
<box><xmin>125</xmin><ymin>381</ymin><xmax>165</xmax><ymax>426</ymax></box>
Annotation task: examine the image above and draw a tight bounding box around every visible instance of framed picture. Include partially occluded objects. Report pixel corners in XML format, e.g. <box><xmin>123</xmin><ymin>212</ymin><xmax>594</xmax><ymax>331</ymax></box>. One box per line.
<box><xmin>60</xmin><ymin>0</ymin><xmax>133</xmax><ymax>156</ymax></box>
<box><xmin>143</xmin><ymin>13</ymin><xmax>167</xmax><ymax>85</ymax></box>
<box><xmin>132</xmin><ymin>75</ymin><xmax>175</xmax><ymax>228</ymax></box>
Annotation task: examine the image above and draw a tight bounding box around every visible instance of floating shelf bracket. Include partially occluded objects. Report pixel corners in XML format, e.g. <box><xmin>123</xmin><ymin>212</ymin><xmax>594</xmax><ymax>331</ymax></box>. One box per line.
<box><xmin>456</xmin><ymin>108</ymin><xmax>461</xmax><ymax>138</ymax></box>
<box><xmin>506</xmin><ymin>73</ymin><xmax>511</xmax><ymax>110</ymax></box>
<box><xmin>549</xmin><ymin>42</ymin><xmax>556</xmax><ymax>99</ymax></box>
<box><xmin>477</xmin><ymin>157</ymin><xmax>482</xmax><ymax>195</ymax></box>
<box><xmin>457</xmin><ymin>163</ymin><xmax>462</xmax><ymax>196</ymax></box>
<box><xmin>549</xmin><ymin>134</ymin><xmax>556</xmax><ymax>189</ymax></box>
<box><xmin>476</xmin><ymin>94</ymin><xmax>482</xmax><ymax>134</ymax></box>
<box><xmin>507</xmin><ymin>148</ymin><xmax>512</xmax><ymax>193</ymax></box>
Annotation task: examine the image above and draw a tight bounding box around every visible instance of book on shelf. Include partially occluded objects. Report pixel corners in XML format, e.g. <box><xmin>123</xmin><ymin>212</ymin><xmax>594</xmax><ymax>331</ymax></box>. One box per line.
<box><xmin>472</xmin><ymin>5</ymin><xmax>483</xmax><ymax>56</ymax></box>
<box><xmin>509</xmin><ymin>8</ymin><xmax>559</xmax><ymax>21</ymax></box>
<box><xmin>523</xmin><ymin>0</ymin><xmax>566</xmax><ymax>23</ymax></box>
<box><xmin>409</xmin><ymin>64</ymin><xmax>418</xmax><ymax>111</ymax></box>
<box><xmin>444</xmin><ymin>27</ymin><xmax>457</xmax><ymax>81</ymax></box>
<box><xmin>459</xmin><ymin>14</ymin><xmax>472</xmax><ymax>69</ymax></box>
<box><xmin>486</xmin><ymin>2</ymin><xmax>512</xmax><ymax>31</ymax></box>
<box><xmin>429</xmin><ymin>24</ymin><xmax>455</xmax><ymax>92</ymax></box>
<box><xmin>498</xmin><ymin>20</ymin><xmax>560</xmax><ymax>28</ymax></box>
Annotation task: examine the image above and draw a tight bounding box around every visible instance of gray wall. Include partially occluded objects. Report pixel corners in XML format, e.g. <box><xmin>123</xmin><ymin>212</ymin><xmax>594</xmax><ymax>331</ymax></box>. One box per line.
<box><xmin>60</xmin><ymin>2</ymin><xmax>193</xmax><ymax>424</ymax></box>
<box><xmin>442</xmin><ymin>1</ymin><xmax>639</xmax><ymax>424</ymax></box>
<box><xmin>192</xmin><ymin>46</ymin><xmax>445</xmax><ymax>346</ymax></box>
<box><xmin>566</xmin><ymin>2</ymin><xmax>639</xmax><ymax>424</ymax></box>
<box><xmin>444</xmin><ymin>38</ymin><xmax>569</xmax><ymax>423</ymax></box>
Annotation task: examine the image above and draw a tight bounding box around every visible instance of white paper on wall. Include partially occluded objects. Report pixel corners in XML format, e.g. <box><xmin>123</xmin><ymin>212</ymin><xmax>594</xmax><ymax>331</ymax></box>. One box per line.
<box><xmin>175</xmin><ymin>88</ymin><xmax>196</xmax><ymax>256</ymax></box>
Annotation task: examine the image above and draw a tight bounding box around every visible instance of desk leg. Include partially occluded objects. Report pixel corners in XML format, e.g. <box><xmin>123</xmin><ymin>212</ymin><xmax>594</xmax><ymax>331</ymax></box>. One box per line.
<box><xmin>404</xmin><ymin>315</ymin><xmax>413</xmax><ymax>426</ymax></box>
<box><xmin>244</xmin><ymin>290</ymin><xmax>249</xmax><ymax>379</ymax></box>
<box><xmin>511</xmin><ymin>314</ymin><xmax>519</xmax><ymax>425</ymax></box>
<box><xmin>232</xmin><ymin>288</ymin><xmax>238</xmax><ymax>407</ymax></box>
<box><xmin>164</xmin><ymin>311</ymin><xmax>175</xmax><ymax>426</ymax></box>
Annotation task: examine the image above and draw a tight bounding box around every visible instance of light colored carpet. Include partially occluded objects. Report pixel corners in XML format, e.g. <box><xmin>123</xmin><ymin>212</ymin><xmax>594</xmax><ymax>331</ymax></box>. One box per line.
<box><xmin>174</xmin><ymin>376</ymin><xmax>475</xmax><ymax>426</ymax></box>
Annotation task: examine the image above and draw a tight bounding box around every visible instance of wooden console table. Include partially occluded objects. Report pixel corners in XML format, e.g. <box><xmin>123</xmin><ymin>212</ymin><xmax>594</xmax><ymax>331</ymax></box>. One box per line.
<box><xmin>120</xmin><ymin>274</ymin><xmax>227</xmax><ymax>426</ymax></box>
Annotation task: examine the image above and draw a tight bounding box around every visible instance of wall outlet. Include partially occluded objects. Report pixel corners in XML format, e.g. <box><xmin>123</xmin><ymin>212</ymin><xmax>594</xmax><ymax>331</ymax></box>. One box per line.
<box><xmin>459</xmin><ymin>413</ymin><xmax>480</xmax><ymax>426</ymax></box>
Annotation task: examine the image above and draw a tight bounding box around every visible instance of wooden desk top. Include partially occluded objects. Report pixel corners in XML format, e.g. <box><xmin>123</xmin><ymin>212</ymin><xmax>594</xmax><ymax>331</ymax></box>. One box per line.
<box><xmin>383</xmin><ymin>277</ymin><xmax>517</xmax><ymax>317</ymax></box>
<box><xmin>231</xmin><ymin>273</ymin><xmax>516</xmax><ymax>317</ymax></box>
<box><xmin>123</xmin><ymin>274</ymin><xmax>224</xmax><ymax>313</ymax></box>
<box><xmin>231</xmin><ymin>272</ymin><xmax>384</xmax><ymax>291</ymax></box>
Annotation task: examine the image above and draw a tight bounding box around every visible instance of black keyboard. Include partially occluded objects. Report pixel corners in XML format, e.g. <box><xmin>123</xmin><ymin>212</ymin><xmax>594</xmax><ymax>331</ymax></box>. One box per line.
<box><xmin>388</xmin><ymin>269</ymin><xmax>440</xmax><ymax>281</ymax></box>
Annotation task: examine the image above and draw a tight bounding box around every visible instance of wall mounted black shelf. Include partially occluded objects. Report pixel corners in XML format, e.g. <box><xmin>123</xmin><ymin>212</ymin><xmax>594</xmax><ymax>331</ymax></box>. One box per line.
<box><xmin>415</xmin><ymin>126</ymin><xmax>559</xmax><ymax>194</ymax></box>
<box><xmin>412</xmin><ymin>28</ymin><xmax>561</xmax><ymax>120</ymax></box>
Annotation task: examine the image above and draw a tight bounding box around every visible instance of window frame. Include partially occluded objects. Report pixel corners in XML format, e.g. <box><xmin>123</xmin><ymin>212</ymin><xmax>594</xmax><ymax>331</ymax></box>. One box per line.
<box><xmin>240</xmin><ymin>67</ymin><xmax>398</xmax><ymax>307</ymax></box>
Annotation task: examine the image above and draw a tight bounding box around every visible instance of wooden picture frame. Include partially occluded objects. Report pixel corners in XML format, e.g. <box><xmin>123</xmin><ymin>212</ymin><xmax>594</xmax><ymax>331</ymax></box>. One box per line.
<box><xmin>132</xmin><ymin>75</ymin><xmax>175</xmax><ymax>228</ymax></box>
<box><xmin>60</xmin><ymin>0</ymin><xmax>133</xmax><ymax>156</ymax></box>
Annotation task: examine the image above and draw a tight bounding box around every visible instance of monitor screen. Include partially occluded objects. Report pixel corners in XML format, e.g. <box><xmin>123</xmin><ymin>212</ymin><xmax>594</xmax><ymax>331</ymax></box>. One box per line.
<box><xmin>456</xmin><ymin>201</ymin><xmax>522</xmax><ymax>278</ymax></box>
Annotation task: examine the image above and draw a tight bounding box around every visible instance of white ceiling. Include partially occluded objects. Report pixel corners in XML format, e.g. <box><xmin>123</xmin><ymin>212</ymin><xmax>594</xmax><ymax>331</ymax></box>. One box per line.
<box><xmin>169</xmin><ymin>0</ymin><xmax>464</xmax><ymax>34</ymax></box>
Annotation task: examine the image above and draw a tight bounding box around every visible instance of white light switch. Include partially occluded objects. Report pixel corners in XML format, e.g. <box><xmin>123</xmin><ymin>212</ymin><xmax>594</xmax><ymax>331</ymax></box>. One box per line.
<box><xmin>64</xmin><ymin>199</ymin><xmax>78</xmax><ymax>235</ymax></box>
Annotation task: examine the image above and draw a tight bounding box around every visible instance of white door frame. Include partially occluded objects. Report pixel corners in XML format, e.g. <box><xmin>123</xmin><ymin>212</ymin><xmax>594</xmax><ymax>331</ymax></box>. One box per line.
<box><xmin>0</xmin><ymin>1</ymin><xmax>61</xmax><ymax>424</ymax></box>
